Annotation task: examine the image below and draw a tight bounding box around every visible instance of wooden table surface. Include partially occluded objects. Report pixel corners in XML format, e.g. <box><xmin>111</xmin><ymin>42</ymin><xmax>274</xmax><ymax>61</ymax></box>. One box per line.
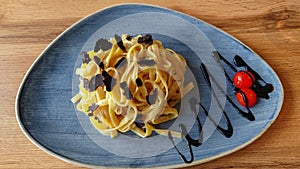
<box><xmin>1</xmin><ymin>0</ymin><xmax>299</xmax><ymax>168</ymax></box>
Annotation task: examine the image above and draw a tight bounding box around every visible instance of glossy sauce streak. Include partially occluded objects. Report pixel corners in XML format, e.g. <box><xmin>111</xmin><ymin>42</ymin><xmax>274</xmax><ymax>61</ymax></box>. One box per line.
<box><xmin>201</xmin><ymin>63</ymin><xmax>255</xmax><ymax>121</ymax></box>
<box><xmin>213</xmin><ymin>51</ymin><xmax>234</xmax><ymax>84</ymax></box>
<box><xmin>234</xmin><ymin>55</ymin><xmax>274</xmax><ymax>99</ymax></box>
<box><xmin>217</xmin><ymin>52</ymin><xmax>274</xmax><ymax>99</ymax></box>
<box><xmin>168</xmin><ymin>99</ymin><xmax>203</xmax><ymax>163</ymax></box>
<box><xmin>200</xmin><ymin>64</ymin><xmax>233</xmax><ymax>137</ymax></box>
<box><xmin>169</xmin><ymin>51</ymin><xmax>273</xmax><ymax>163</ymax></box>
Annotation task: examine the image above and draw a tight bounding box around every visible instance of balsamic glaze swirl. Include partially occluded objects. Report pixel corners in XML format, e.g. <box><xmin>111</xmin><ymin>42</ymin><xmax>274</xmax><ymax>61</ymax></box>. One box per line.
<box><xmin>168</xmin><ymin>51</ymin><xmax>274</xmax><ymax>163</ymax></box>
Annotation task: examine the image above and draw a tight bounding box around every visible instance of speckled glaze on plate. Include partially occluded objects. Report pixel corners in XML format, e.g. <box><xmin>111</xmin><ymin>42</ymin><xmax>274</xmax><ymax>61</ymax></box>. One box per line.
<box><xmin>16</xmin><ymin>4</ymin><xmax>283</xmax><ymax>168</ymax></box>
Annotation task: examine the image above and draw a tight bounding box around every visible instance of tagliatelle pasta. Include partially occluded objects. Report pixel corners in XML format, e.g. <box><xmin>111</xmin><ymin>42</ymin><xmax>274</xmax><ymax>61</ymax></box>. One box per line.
<box><xmin>71</xmin><ymin>34</ymin><xmax>194</xmax><ymax>138</ymax></box>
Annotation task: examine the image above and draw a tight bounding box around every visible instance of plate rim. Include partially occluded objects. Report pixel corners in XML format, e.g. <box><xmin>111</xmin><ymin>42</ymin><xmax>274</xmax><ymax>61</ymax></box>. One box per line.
<box><xmin>15</xmin><ymin>3</ymin><xmax>284</xmax><ymax>169</ymax></box>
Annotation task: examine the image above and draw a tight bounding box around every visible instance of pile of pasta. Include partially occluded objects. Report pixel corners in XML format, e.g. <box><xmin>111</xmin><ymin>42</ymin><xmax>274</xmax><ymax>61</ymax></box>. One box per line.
<box><xmin>71</xmin><ymin>34</ymin><xmax>194</xmax><ymax>138</ymax></box>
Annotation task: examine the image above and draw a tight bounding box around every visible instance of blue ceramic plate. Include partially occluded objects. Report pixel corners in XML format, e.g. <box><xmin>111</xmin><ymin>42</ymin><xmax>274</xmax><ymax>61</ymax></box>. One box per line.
<box><xmin>16</xmin><ymin>4</ymin><xmax>283</xmax><ymax>168</ymax></box>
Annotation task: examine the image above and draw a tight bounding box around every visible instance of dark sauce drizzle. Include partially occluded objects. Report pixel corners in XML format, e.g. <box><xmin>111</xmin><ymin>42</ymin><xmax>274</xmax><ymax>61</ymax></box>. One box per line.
<box><xmin>212</xmin><ymin>51</ymin><xmax>235</xmax><ymax>84</ymax></box>
<box><xmin>234</xmin><ymin>55</ymin><xmax>274</xmax><ymax>99</ymax></box>
<box><xmin>199</xmin><ymin>64</ymin><xmax>234</xmax><ymax>136</ymax></box>
<box><xmin>216</xmin><ymin>51</ymin><xmax>274</xmax><ymax>99</ymax></box>
<box><xmin>168</xmin><ymin>99</ymin><xmax>203</xmax><ymax>163</ymax></box>
<box><xmin>201</xmin><ymin>63</ymin><xmax>255</xmax><ymax>121</ymax></box>
<box><xmin>168</xmin><ymin>51</ymin><xmax>274</xmax><ymax>163</ymax></box>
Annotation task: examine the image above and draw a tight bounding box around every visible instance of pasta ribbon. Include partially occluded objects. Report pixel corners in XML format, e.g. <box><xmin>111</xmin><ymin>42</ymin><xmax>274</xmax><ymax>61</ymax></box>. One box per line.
<box><xmin>71</xmin><ymin>34</ymin><xmax>194</xmax><ymax>138</ymax></box>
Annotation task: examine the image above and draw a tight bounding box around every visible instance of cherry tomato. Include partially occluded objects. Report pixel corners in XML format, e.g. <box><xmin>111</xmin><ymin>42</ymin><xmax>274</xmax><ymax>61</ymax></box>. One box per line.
<box><xmin>233</xmin><ymin>71</ymin><xmax>255</xmax><ymax>89</ymax></box>
<box><xmin>236</xmin><ymin>88</ymin><xmax>257</xmax><ymax>107</ymax></box>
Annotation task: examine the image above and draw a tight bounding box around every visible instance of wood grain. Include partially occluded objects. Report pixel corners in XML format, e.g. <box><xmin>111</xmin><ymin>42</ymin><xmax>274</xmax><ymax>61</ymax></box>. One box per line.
<box><xmin>0</xmin><ymin>0</ymin><xmax>299</xmax><ymax>168</ymax></box>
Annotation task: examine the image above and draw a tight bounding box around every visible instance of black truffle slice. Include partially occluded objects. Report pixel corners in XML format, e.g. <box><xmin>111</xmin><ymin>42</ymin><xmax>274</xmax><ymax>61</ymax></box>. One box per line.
<box><xmin>81</xmin><ymin>52</ymin><xmax>91</xmax><ymax>64</ymax></box>
<box><xmin>114</xmin><ymin>57</ymin><xmax>127</xmax><ymax>68</ymax></box>
<box><xmin>137</xmin><ymin>59</ymin><xmax>156</xmax><ymax>66</ymax></box>
<box><xmin>89</xmin><ymin>103</ymin><xmax>99</xmax><ymax>111</ymax></box>
<box><xmin>146</xmin><ymin>88</ymin><xmax>158</xmax><ymax>105</ymax></box>
<box><xmin>115</xmin><ymin>34</ymin><xmax>126</xmax><ymax>51</ymax></box>
<box><xmin>89</xmin><ymin>74</ymin><xmax>104</xmax><ymax>91</ymax></box>
<box><xmin>136</xmin><ymin>78</ymin><xmax>143</xmax><ymax>87</ymax></box>
<box><xmin>94</xmin><ymin>38</ymin><xmax>112</xmax><ymax>52</ymax></box>
<box><xmin>119</xmin><ymin>81</ymin><xmax>133</xmax><ymax>100</ymax></box>
<box><xmin>102</xmin><ymin>71</ymin><xmax>116</xmax><ymax>92</ymax></box>
<box><xmin>126</xmin><ymin>35</ymin><xmax>133</xmax><ymax>41</ymax></box>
